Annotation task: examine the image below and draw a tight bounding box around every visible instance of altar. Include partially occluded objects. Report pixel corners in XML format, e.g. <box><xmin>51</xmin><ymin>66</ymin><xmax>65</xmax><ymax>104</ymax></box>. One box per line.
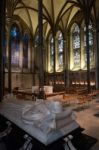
<box><xmin>0</xmin><ymin>96</ymin><xmax>97</xmax><ymax>150</ymax></box>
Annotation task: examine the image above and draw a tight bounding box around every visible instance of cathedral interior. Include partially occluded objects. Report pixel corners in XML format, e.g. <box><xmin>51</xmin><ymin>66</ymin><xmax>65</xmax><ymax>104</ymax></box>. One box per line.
<box><xmin>0</xmin><ymin>0</ymin><xmax>99</xmax><ymax>150</ymax></box>
<box><xmin>1</xmin><ymin>0</ymin><xmax>99</xmax><ymax>94</ymax></box>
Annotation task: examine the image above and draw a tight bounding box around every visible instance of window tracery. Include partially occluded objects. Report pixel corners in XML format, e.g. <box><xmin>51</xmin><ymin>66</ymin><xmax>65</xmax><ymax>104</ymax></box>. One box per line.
<box><xmin>84</xmin><ymin>22</ymin><xmax>94</xmax><ymax>68</ymax></box>
<box><xmin>57</xmin><ymin>31</ymin><xmax>63</xmax><ymax>71</ymax></box>
<box><xmin>10</xmin><ymin>24</ymin><xmax>20</xmax><ymax>68</ymax></box>
<box><xmin>72</xmin><ymin>24</ymin><xmax>80</xmax><ymax>67</ymax></box>
<box><xmin>49</xmin><ymin>34</ymin><xmax>54</xmax><ymax>72</ymax></box>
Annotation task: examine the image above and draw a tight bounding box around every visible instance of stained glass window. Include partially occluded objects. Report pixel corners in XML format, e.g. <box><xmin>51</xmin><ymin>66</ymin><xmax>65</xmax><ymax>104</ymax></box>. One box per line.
<box><xmin>84</xmin><ymin>24</ymin><xmax>93</xmax><ymax>47</ymax></box>
<box><xmin>10</xmin><ymin>24</ymin><xmax>20</xmax><ymax>67</ymax></box>
<box><xmin>84</xmin><ymin>23</ymin><xmax>94</xmax><ymax>64</ymax></box>
<box><xmin>57</xmin><ymin>32</ymin><xmax>63</xmax><ymax>68</ymax></box>
<box><xmin>49</xmin><ymin>34</ymin><xmax>54</xmax><ymax>72</ymax></box>
<box><xmin>23</xmin><ymin>34</ymin><xmax>29</xmax><ymax>68</ymax></box>
<box><xmin>35</xmin><ymin>34</ymin><xmax>39</xmax><ymax>47</ymax></box>
<box><xmin>72</xmin><ymin>24</ymin><xmax>80</xmax><ymax>66</ymax></box>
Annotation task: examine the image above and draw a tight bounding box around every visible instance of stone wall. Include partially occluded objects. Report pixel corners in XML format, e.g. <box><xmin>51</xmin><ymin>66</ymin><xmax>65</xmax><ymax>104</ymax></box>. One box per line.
<box><xmin>5</xmin><ymin>73</ymin><xmax>33</xmax><ymax>89</ymax></box>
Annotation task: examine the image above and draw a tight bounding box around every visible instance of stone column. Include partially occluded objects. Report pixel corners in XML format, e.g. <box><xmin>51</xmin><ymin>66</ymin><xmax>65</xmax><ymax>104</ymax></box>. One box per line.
<box><xmin>53</xmin><ymin>34</ymin><xmax>56</xmax><ymax>87</ymax></box>
<box><xmin>69</xmin><ymin>31</ymin><xmax>74</xmax><ymax>70</ymax></box>
<box><xmin>0</xmin><ymin>0</ymin><xmax>6</xmax><ymax>101</ymax></box>
<box><xmin>55</xmin><ymin>36</ymin><xmax>58</xmax><ymax>72</ymax></box>
<box><xmin>30</xmin><ymin>39</ymin><xmax>34</xmax><ymax>73</ymax></box>
<box><xmin>66</xmin><ymin>32</ymin><xmax>70</xmax><ymax>87</ymax></box>
<box><xmin>38</xmin><ymin>0</ymin><xmax>44</xmax><ymax>87</ymax></box>
<box><xmin>38</xmin><ymin>0</ymin><xmax>46</xmax><ymax>99</ymax></box>
<box><xmin>19</xmin><ymin>40</ymin><xmax>23</xmax><ymax>70</ymax></box>
<box><xmin>28</xmin><ymin>40</ymin><xmax>31</xmax><ymax>70</ymax></box>
<box><xmin>81</xmin><ymin>27</ymin><xmax>85</xmax><ymax>69</ymax></box>
<box><xmin>85</xmin><ymin>17</ymin><xmax>91</xmax><ymax>93</ymax></box>
<box><xmin>32</xmin><ymin>43</ymin><xmax>35</xmax><ymax>85</ymax></box>
<box><xmin>95</xmin><ymin>21</ymin><xmax>99</xmax><ymax>89</ymax></box>
<box><xmin>63</xmin><ymin>38</ymin><xmax>67</xmax><ymax>87</ymax></box>
<box><xmin>6</xmin><ymin>19</ymin><xmax>12</xmax><ymax>93</ymax></box>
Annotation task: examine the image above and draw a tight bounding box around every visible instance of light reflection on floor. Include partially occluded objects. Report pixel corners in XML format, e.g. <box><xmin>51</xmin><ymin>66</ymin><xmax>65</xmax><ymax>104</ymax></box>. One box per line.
<box><xmin>76</xmin><ymin>99</ymin><xmax>99</xmax><ymax>150</ymax></box>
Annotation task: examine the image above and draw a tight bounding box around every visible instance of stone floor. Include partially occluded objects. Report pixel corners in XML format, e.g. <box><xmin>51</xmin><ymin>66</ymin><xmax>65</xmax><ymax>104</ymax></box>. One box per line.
<box><xmin>75</xmin><ymin>98</ymin><xmax>99</xmax><ymax>150</ymax></box>
<box><xmin>47</xmin><ymin>94</ymin><xmax>99</xmax><ymax>149</ymax></box>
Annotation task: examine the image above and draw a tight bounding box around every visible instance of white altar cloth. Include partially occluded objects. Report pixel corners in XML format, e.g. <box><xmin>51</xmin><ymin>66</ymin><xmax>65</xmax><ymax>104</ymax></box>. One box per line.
<box><xmin>0</xmin><ymin>99</ymin><xmax>79</xmax><ymax>145</ymax></box>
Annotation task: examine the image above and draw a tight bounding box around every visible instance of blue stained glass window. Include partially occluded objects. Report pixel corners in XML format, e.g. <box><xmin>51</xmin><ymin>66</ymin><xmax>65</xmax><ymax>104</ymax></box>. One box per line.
<box><xmin>10</xmin><ymin>26</ymin><xmax>20</xmax><ymax>39</ymax></box>
<box><xmin>11</xmin><ymin>28</ymin><xmax>17</xmax><ymax>37</ymax></box>
<box><xmin>57</xmin><ymin>32</ymin><xmax>63</xmax><ymax>67</ymax></box>
<box><xmin>23</xmin><ymin>34</ymin><xmax>29</xmax><ymax>68</ymax></box>
<box><xmin>10</xmin><ymin>24</ymin><xmax>20</xmax><ymax>67</ymax></box>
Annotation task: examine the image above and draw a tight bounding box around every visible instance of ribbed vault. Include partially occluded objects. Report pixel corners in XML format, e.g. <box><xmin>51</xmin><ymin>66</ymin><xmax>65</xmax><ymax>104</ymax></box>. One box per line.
<box><xmin>6</xmin><ymin>0</ymin><xmax>98</xmax><ymax>39</ymax></box>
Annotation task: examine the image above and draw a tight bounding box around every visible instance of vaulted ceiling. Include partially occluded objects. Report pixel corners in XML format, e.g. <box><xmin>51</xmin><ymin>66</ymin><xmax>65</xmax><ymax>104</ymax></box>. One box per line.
<box><xmin>6</xmin><ymin>0</ymin><xmax>99</xmax><ymax>38</ymax></box>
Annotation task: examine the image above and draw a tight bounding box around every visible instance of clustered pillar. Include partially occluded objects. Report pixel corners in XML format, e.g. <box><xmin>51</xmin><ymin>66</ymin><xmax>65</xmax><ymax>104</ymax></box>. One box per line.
<box><xmin>0</xmin><ymin>0</ymin><xmax>6</xmax><ymax>101</ymax></box>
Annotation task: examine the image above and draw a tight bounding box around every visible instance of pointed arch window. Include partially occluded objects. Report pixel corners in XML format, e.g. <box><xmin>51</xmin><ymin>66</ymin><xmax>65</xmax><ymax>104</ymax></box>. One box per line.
<box><xmin>57</xmin><ymin>31</ymin><xmax>63</xmax><ymax>71</ymax></box>
<box><xmin>84</xmin><ymin>22</ymin><xmax>94</xmax><ymax>67</ymax></box>
<box><xmin>10</xmin><ymin>24</ymin><xmax>20</xmax><ymax>68</ymax></box>
<box><xmin>72</xmin><ymin>24</ymin><xmax>80</xmax><ymax>67</ymax></box>
<box><xmin>35</xmin><ymin>34</ymin><xmax>39</xmax><ymax>47</ymax></box>
<box><xmin>48</xmin><ymin>34</ymin><xmax>54</xmax><ymax>72</ymax></box>
<box><xmin>23</xmin><ymin>33</ymin><xmax>29</xmax><ymax>68</ymax></box>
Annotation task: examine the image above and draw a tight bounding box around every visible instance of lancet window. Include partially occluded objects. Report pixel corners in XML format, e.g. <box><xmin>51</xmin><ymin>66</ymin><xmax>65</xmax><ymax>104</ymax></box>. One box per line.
<box><xmin>72</xmin><ymin>24</ymin><xmax>80</xmax><ymax>67</ymax></box>
<box><xmin>10</xmin><ymin>24</ymin><xmax>20</xmax><ymax>67</ymax></box>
